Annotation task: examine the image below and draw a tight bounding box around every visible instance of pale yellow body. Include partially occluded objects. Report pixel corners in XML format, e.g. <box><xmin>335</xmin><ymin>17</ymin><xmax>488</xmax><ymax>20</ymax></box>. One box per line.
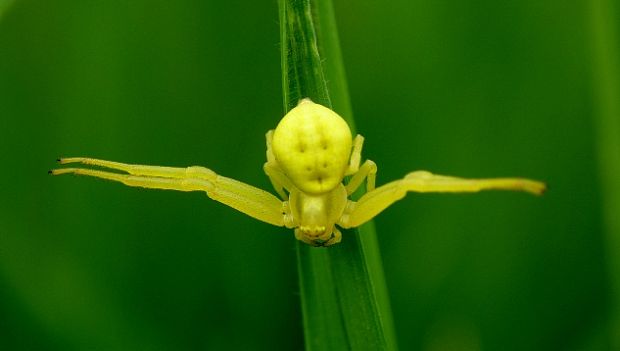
<box><xmin>52</xmin><ymin>99</ymin><xmax>545</xmax><ymax>246</ymax></box>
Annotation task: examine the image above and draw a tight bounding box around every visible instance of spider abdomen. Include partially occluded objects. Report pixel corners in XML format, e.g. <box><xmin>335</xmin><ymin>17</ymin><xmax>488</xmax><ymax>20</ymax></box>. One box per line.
<box><xmin>272</xmin><ymin>99</ymin><xmax>352</xmax><ymax>194</ymax></box>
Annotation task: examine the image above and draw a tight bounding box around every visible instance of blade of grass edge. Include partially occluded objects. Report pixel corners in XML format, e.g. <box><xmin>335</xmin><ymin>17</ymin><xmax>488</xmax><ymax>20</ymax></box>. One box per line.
<box><xmin>279</xmin><ymin>0</ymin><xmax>398</xmax><ymax>350</ymax></box>
<box><xmin>312</xmin><ymin>2</ymin><xmax>398</xmax><ymax>350</ymax></box>
<box><xmin>589</xmin><ymin>0</ymin><xmax>620</xmax><ymax>347</ymax></box>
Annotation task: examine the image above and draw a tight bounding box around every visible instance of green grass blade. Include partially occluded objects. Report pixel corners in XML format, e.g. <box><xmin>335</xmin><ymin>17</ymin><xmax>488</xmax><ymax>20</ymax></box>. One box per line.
<box><xmin>589</xmin><ymin>0</ymin><xmax>620</xmax><ymax>347</ymax></box>
<box><xmin>279</xmin><ymin>0</ymin><xmax>398</xmax><ymax>350</ymax></box>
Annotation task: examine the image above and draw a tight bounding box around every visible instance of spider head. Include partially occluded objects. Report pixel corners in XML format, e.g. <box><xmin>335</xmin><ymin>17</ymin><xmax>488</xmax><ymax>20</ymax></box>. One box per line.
<box><xmin>295</xmin><ymin>225</ymin><xmax>337</xmax><ymax>247</ymax></box>
<box><xmin>288</xmin><ymin>184</ymin><xmax>348</xmax><ymax>247</ymax></box>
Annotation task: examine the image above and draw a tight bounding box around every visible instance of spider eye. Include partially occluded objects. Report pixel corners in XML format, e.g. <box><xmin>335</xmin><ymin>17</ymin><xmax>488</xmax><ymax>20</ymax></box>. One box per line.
<box><xmin>311</xmin><ymin>231</ymin><xmax>336</xmax><ymax>247</ymax></box>
<box><xmin>300</xmin><ymin>225</ymin><xmax>327</xmax><ymax>237</ymax></box>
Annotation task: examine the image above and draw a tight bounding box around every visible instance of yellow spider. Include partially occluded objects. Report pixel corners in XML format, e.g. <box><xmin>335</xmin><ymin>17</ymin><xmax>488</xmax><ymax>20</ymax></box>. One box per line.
<box><xmin>51</xmin><ymin>99</ymin><xmax>545</xmax><ymax>247</ymax></box>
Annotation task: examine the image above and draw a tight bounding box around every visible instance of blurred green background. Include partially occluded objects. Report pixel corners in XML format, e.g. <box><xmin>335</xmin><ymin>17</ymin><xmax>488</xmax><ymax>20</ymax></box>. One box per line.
<box><xmin>0</xmin><ymin>0</ymin><xmax>616</xmax><ymax>350</ymax></box>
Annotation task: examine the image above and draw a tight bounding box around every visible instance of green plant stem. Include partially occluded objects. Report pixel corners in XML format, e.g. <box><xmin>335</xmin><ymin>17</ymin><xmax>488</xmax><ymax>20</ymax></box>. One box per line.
<box><xmin>589</xmin><ymin>0</ymin><xmax>620</xmax><ymax>347</ymax></box>
<box><xmin>279</xmin><ymin>0</ymin><xmax>398</xmax><ymax>350</ymax></box>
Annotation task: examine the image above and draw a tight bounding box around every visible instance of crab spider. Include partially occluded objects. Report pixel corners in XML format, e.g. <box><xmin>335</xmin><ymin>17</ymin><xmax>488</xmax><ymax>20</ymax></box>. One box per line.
<box><xmin>51</xmin><ymin>99</ymin><xmax>545</xmax><ymax>247</ymax></box>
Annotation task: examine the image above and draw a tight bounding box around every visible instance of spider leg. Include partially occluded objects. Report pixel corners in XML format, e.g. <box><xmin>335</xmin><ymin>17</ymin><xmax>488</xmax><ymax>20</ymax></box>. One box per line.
<box><xmin>345</xmin><ymin>160</ymin><xmax>377</xmax><ymax>195</ymax></box>
<box><xmin>52</xmin><ymin>158</ymin><xmax>291</xmax><ymax>228</ymax></box>
<box><xmin>400</xmin><ymin>171</ymin><xmax>546</xmax><ymax>194</ymax></box>
<box><xmin>325</xmin><ymin>227</ymin><xmax>342</xmax><ymax>246</ymax></box>
<box><xmin>345</xmin><ymin>134</ymin><xmax>364</xmax><ymax>175</ymax></box>
<box><xmin>264</xmin><ymin>130</ymin><xmax>294</xmax><ymax>200</ymax></box>
<box><xmin>263</xmin><ymin>163</ymin><xmax>293</xmax><ymax>200</ymax></box>
<box><xmin>57</xmin><ymin>157</ymin><xmax>210</xmax><ymax>179</ymax></box>
<box><xmin>339</xmin><ymin>170</ymin><xmax>546</xmax><ymax>228</ymax></box>
<box><xmin>265</xmin><ymin>130</ymin><xmax>277</xmax><ymax>164</ymax></box>
<box><xmin>340</xmin><ymin>134</ymin><xmax>376</xmax><ymax>195</ymax></box>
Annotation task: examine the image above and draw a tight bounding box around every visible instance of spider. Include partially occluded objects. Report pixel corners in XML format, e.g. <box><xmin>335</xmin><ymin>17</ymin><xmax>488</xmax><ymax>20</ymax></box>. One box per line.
<box><xmin>51</xmin><ymin>98</ymin><xmax>545</xmax><ymax>247</ymax></box>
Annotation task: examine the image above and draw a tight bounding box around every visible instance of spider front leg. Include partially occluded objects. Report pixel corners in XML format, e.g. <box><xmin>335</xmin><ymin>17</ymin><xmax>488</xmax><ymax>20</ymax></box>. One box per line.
<box><xmin>51</xmin><ymin>157</ymin><xmax>293</xmax><ymax>228</ymax></box>
<box><xmin>339</xmin><ymin>170</ymin><xmax>546</xmax><ymax>228</ymax></box>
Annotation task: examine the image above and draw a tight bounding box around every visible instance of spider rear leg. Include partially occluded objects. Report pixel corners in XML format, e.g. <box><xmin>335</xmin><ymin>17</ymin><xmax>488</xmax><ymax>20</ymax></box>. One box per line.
<box><xmin>345</xmin><ymin>160</ymin><xmax>377</xmax><ymax>195</ymax></box>
<box><xmin>345</xmin><ymin>134</ymin><xmax>364</xmax><ymax>175</ymax></box>
<box><xmin>263</xmin><ymin>163</ymin><xmax>293</xmax><ymax>200</ymax></box>
<box><xmin>264</xmin><ymin>130</ymin><xmax>294</xmax><ymax>200</ymax></box>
